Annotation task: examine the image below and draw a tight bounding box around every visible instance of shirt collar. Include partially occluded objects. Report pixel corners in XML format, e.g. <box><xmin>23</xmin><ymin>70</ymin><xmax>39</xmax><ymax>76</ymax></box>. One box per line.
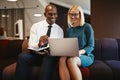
<box><xmin>45</xmin><ymin>20</ymin><xmax>55</xmax><ymax>27</ymax></box>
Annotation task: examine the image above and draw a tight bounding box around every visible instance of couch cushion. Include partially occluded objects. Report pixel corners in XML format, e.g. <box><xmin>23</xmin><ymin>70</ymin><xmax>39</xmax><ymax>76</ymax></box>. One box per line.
<box><xmin>94</xmin><ymin>39</ymin><xmax>102</xmax><ymax>60</ymax></box>
<box><xmin>89</xmin><ymin>60</ymin><xmax>113</xmax><ymax>80</ymax></box>
<box><xmin>105</xmin><ymin>60</ymin><xmax>120</xmax><ymax>80</ymax></box>
<box><xmin>100</xmin><ymin>38</ymin><xmax>119</xmax><ymax>60</ymax></box>
<box><xmin>116</xmin><ymin>39</ymin><xmax>120</xmax><ymax>60</ymax></box>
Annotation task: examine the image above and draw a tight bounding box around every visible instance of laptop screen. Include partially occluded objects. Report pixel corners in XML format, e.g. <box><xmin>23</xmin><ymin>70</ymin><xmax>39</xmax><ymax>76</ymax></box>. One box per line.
<box><xmin>48</xmin><ymin>38</ymin><xmax>79</xmax><ymax>56</ymax></box>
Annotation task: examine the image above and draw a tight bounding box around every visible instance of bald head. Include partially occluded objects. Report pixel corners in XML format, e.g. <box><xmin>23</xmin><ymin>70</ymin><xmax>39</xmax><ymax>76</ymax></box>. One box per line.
<box><xmin>44</xmin><ymin>4</ymin><xmax>58</xmax><ymax>25</ymax></box>
<box><xmin>45</xmin><ymin>4</ymin><xmax>57</xmax><ymax>13</ymax></box>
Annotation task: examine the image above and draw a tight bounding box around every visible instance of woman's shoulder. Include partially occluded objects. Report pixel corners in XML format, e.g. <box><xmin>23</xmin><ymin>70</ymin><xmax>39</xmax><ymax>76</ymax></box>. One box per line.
<box><xmin>83</xmin><ymin>23</ymin><xmax>94</xmax><ymax>32</ymax></box>
<box><xmin>83</xmin><ymin>22</ymin><xmax>92</xmax><ymax>28</ymax></box>
<box><xmin>84</xmin><ymin>22</ymin><xmax>91</xmax><ymax>26</ymax></box>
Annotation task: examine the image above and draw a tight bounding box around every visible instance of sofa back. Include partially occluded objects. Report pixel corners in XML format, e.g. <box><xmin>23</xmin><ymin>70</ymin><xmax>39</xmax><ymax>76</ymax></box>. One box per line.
<box><xmin>0</xmin><ymin>38</ymin><xmax>120</xmax><ymax>61</ymax></box>
<box><xmin>22</xmin><ymin>39</ymin><xmax>120</xmax><ymax>61</ymax></box>
<box><xmin>116</xmin><ymin>39</ymin><xmax>120</xmax><ymax>60</ymax></box>
<box><xmin>94</xmin><ymin>38</ymin><xmax>119</xmax><ymax>60</ymax></box>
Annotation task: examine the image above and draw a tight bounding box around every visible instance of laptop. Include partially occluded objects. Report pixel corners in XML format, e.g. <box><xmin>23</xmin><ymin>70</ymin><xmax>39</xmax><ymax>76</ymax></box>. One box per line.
<box><xmin>48</xmin><ymin>38</ymin><xmax>79</xmax><ymax>56</ymax></box>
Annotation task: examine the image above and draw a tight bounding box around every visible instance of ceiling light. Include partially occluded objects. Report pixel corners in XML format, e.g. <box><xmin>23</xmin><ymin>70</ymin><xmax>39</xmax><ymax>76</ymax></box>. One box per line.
<box><xmin>7</xmin><ymin>0</ymin><xmax>17</xmax><ymax>1</ymax></box>
<box><xmin>1</xmin><ymin>15</ymin><xmax>9</xmax><ymax>18</ymax></box>
<box><xmin>34</xmin><ymin>14</ymin><xmax>42</xmax><ymax>17</ymax></box>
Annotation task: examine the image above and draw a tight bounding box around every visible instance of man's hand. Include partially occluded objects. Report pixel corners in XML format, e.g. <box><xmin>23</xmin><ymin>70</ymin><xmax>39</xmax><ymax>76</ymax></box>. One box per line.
<box><xmin>38</xmin><ymin>35</ymin><xmax>48</xmax><ymax>47</ymax></box>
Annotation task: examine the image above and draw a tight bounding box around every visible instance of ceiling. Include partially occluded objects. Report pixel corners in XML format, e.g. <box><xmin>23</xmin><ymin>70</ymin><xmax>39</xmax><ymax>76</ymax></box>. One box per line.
<box><xmin>0</xmin><ymin>0</ymin><xmax>90</xmax><ymax>24</ymax></box>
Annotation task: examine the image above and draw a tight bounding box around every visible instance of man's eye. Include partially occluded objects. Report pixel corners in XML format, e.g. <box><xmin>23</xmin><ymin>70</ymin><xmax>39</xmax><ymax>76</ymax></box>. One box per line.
<box><xmin>48</xmin><ymin>13</ymin><xmax>57</xmax><ymax>16</ymax></box>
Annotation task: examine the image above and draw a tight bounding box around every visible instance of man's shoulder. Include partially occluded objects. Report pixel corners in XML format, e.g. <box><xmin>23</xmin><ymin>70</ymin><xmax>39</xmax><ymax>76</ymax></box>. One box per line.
<box><xmin>54</xmin><ymin>24</ymin><xmax>63</xmax><ymax>30</ymax></box>
<box><xmin>53</xmin><ymin>23</ymin><xmax>59</xmax><ymax>27</ymax></box>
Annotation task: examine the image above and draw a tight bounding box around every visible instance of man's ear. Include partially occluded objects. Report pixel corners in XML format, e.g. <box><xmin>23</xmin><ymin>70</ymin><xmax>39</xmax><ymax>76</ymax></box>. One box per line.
<box><xmin>44</xmin><ymin>13</ymin><xmax>46</xmax><ymax>17</ymax></box>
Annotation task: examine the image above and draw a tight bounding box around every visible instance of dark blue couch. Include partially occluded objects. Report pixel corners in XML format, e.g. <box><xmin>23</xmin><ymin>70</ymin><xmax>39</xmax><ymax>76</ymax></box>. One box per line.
<box><xmin>1</xmin><ymin>38</ymin><xmax>120</xmax><ymax>80</ymax></box>
<box><xmin>89</xmin><ymin>38</ymin><xmax>120</xmax><ymax>80</ymax></box>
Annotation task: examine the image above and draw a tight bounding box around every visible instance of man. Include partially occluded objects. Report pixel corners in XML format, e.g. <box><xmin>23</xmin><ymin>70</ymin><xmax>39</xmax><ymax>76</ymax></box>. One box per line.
<box><xmin>15</xmin><ymin>4</ymin><xmax>63</xmax><ymax>80</ymax></box>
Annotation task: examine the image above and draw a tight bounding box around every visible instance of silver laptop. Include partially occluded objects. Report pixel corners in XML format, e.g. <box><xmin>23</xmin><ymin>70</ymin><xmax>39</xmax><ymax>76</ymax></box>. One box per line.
<box><xmin>48</xmin><ymin>38</ymin><xmax>79</xmax><ymax>56</ymax></box>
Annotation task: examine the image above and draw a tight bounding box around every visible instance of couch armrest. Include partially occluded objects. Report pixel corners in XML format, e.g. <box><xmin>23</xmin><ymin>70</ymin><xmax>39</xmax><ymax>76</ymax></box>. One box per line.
<box><xmin>2</xmin><ymin>63</ymin><xmax>16</xmax><ymax>80</ymax></box>
<box><xmin>22</xmin><ymin>40</ymin><xmax>28</xmax><ymax>52</ymax></box>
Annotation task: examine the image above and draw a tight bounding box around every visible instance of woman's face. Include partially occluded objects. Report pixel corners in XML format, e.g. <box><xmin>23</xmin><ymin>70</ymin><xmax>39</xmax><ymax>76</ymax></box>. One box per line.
<box><xmin>69</xmin><ymin>9</ymin><xmax>80</xmax><ymax>27</ymax></box>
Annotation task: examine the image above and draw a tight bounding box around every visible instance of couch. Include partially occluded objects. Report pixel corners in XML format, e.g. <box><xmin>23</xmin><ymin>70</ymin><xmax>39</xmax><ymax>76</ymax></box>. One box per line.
<box><xmin>0</xmin><ymin>38</ymin><xmax>120</xmax><ymax>80</ymax></box>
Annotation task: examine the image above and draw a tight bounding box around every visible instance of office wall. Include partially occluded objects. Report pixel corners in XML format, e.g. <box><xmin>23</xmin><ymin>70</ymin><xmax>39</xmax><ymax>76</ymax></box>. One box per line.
<box><xmin>91</xmin><ymin>0</ymin><xmax>120</xmax><ymax>38</ymax></box>
<box><xmin>0</xmin><ymin>9</ymin><xmax>24</xmax><ymax>37</ymax></box>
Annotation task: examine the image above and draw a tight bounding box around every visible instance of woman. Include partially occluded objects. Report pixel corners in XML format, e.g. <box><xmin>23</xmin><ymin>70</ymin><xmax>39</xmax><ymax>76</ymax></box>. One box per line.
<box><xmin>59</xmin><ymin>5</ymin><xmax>94</xmax><ymax>80</ymax></box>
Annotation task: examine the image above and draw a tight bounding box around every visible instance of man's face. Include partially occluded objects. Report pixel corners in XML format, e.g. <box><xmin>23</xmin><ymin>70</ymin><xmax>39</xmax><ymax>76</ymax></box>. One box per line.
<box><xmin>44</xmin><ymin>6</ymin><xmax>58</xmax><ymax>25</ymax></box>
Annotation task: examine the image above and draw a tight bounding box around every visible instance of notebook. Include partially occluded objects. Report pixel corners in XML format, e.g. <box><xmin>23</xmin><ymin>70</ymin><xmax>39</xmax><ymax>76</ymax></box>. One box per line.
<box><xmin>48</xmin><ymin>38</ymin><xmax>79</xmax><ymax>56</ymax></box>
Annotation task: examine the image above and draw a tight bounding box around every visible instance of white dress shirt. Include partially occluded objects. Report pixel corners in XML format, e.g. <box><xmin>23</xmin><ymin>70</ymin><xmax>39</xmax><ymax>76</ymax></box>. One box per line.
<box><xmin>28</xmin><ymin>20</ymin><xmax>64</xmax><ymax>51</ymax></box>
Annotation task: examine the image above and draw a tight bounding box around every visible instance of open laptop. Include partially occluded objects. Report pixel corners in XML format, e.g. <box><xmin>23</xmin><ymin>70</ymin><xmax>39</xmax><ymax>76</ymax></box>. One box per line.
<box><xmin>48</xmin><ymin>38</ymin><xmax>79</xmax><ymax>56</ymax></box>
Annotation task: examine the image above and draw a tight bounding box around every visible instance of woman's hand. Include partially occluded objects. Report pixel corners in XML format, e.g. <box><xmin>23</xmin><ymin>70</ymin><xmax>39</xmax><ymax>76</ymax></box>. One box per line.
<box><xmin>79</xmin><ymin>49</ymin><xmax>86</xmax><ymax>56</ymax></box>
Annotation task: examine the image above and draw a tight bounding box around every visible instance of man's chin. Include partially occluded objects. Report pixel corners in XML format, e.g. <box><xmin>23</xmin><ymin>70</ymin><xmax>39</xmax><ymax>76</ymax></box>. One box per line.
<box><xmin>50</xmin><ymin>20</ymin><xmax>56</xmax><ymax>24</ymax></box>
<box><xmin>51</xmin><ymin>19</ymin><xmax>56</xmax><ymax>22</ymax></box>
<box><xmin>47</xmin><ymin>19</ymin><xmax>56</xmax><ymax>24</ymax></box>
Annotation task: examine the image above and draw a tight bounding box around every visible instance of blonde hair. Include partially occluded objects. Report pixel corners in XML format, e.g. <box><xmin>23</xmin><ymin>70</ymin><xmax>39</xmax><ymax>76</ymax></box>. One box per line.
<box><xmin>68</xmin><ymin>5</ymin><xmax>85</xmax><ymax>27</ymax></box>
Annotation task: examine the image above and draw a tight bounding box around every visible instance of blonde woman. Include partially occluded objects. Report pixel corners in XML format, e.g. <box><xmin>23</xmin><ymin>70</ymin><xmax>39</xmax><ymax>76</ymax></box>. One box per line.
<box><xmin>59</xmin><ymin>5</ymin><xmax>94</xmax><ymax>80</ymax></box>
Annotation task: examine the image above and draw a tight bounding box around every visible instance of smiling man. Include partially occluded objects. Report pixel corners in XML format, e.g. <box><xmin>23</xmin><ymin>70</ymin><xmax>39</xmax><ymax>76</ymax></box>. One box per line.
<box><xmin>15</xmin><ymin>4</ymin><xmax>64</xmax><ymax>80</ymax></box>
